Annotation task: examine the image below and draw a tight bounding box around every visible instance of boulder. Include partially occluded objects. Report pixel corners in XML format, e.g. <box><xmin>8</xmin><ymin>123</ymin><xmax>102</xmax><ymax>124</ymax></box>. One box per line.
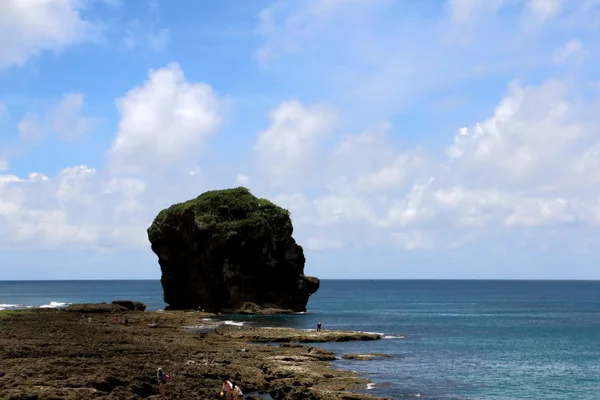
<box><xmin>147</xmin><ymin>187</ymin><xmax>319</xmax><ymax>312</ymax></box>
<box><xmin>111</xmin><ymin>300</ymin><xmax>146</xmax><ymax>311</ymax></box>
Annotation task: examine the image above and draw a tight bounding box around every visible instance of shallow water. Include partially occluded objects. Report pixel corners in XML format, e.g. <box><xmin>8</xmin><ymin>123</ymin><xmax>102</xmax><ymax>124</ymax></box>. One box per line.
<box><xmin>1</xmin><ymin>279</ymin><xmax>599</xmax><ymax>399</ymax></box>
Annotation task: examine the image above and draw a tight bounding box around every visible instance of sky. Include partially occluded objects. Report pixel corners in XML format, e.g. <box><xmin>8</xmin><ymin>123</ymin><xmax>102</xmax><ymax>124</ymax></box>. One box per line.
<box><xmin>1</xmin><ymin>0</ymin><xmax>600</xmax><ymax>280</ymax></box>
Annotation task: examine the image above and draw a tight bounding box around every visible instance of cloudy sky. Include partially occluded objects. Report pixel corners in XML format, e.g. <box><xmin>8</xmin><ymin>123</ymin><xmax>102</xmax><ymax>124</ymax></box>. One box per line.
<box><xmin>1</xmin><ymin>0</ymin><xmax>599</xmax><ymax>280</ymax></box>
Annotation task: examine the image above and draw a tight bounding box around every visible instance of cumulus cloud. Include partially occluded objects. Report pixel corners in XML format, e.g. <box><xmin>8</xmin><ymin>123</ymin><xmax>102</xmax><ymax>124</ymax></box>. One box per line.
<box><xmin>0</xmin><ymin>63</ymin><xmax>224</xmax><ymax>249</ymax></box>
<box><xmin>254</xmin><ymin>100</ymin><xmax>337</xmax><ymax>187</ymax></box>
<box><xmin>0</xmin><ymin>0</ymin><xmax>93</xmax><ymax>68</ymax></box>
<box><xmin>249</xmin><ymin>77</ymin><xmax>600</xmax><ymax>250</ymax></box>
<box><xmin>0</xmin><ymin>166</ymin><xmax>149</xmax><ymax>249</ymax></box>
<box><xmin>108</xmin><ymin>63</ymin><xmax>223</xmax><ymax>176</ymax></box>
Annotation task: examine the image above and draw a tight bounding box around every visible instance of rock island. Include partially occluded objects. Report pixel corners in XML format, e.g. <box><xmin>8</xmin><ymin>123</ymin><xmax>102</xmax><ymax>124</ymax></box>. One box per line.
<box><xmin>147</xmin><ymin>187</ymin><xmax>320</xmax><ymax>313</ymax></box>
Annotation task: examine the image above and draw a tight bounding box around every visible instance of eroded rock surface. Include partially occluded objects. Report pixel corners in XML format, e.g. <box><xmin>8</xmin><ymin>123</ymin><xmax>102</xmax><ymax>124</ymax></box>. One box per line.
<box><xmin>0</xmin><ymin>309</ymin><xmax>390</xmax><ymax>400</ymax></box>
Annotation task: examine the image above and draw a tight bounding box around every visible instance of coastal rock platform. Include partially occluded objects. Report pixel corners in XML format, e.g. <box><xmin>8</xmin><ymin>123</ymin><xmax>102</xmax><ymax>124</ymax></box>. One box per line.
<box><xmin>0</xmin><ymin>309</ymin><xmax>390</xmax><ymax>400</ymax></box>
<box><xmin>215</xmin><ymin>325</ymin><xmax>382</xmax><ymax>343</ymax></box>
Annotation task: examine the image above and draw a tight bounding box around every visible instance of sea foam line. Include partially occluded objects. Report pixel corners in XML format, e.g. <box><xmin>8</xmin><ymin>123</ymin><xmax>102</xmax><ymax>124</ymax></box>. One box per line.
<box><xmin>39</xmin><ymin>301</ymin><xmax>69</xmax><ymax>309</ymax></box>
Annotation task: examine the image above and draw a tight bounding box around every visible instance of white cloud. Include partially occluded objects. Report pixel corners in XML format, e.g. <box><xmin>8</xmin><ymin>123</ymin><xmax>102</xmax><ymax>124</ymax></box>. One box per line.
<box><xmin>4</xmin><ymin>73</ymin><xmax>600</xmax><ymax>254</ymax></box>
<box><xmin>445</xmin><ymin>80</ymin><xmax>585</xmax><ymax>187</ymax></box>
<box><xmin>108</xmin><ymin>63</ymin><xmax>223</xmax><ymax>176</ymax></box>
<box><xmin>1</xmin><ymin>0</ymin><xmax>600</xmax><ymax>266</ymax></box>
<box><xmin>527</xmin><ymin>0</ymin><xmax>562</xmax><ymax>20</ymax></box>
<box><xmin>17</xmin><ymin>93</ymin><xmax>93</xmax><ymax>144</ymax></box>
<box><xmin>553</xmin><ymin>38</ymin><xmax>585</xmax><ymax>64</ymax></box>
<box><xmin>0</xmin><ymin>166</ymin><xmax>151</xmax><ymax>249</ymax></box>
<box><xmin>0</xmin><ymin>63</ymin><xmax>224</xmax><ymax>250</ymax></box>
<box><xmin>246</xmin><ymin>75</ymin><xmax>600</xmax><ymax>253</ymax></box>
<box><xmin>254</xmin><ymin>100</ymin><xmax>337</xmax><ymax>187</ymax></box>
<box><xmin>0</xmin><ymin>0</ymin><xmax>93</xmax><ymax>68</ymax></box>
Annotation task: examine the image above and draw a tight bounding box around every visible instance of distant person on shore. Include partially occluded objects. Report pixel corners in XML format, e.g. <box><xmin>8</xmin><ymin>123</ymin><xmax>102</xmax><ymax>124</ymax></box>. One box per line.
<box><xmin>232</xmin><ymin>382</ymin><xmax>244</xmax><ymax>399</ymax></box>
<box><xmin>221</xmin><ymin>378</ymin><xmax>233</xmax><ymax>399</ymax></box>
<box><xmin>317</xmin><ymin>321</ymin><xmax>322</xmax><ymax>332</ymax></box>
<box><xmin>156</xmin><ymin>368</ymin><xmax>169</xmax><ymax>399</ymax></box>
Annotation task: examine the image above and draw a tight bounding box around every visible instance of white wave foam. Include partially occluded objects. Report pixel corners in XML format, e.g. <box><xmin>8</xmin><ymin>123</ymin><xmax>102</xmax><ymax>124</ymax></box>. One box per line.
<box><xmin>366</xmin><ymin>383</ymin><xmax>376</xmax><ymax>390</ymax></box>
<box><xmin>383</xmin><ymin>335</ymin><xmax>405</xmax><ymax>339</ymax></box>
<box><xmin>39</xmin><ymin>301</ymin><xmax>68</xmax><ymax>309</ymax></box>
<box><xmin>185</xmin><ymin>325</ymin><xmax>213</xmax><ymax>330</ymax></box>
<box><xmin>221</xmin><ymin>320</ymin><xmax>245</xmax><ymax>326</ymax></box>
<box><xmin>0</xmin><ymin>304</ymin><xmax>19</xmax><ymax>310</ymax></box>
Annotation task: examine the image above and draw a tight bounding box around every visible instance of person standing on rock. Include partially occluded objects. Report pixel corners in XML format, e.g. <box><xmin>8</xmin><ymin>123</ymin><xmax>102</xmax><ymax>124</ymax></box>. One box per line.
<box><xmin>156</xmin><ymin>368</ymin><xmax>169</xmax><ymax>399</ymax></box>
<box><xmin>221</xmin><ymin>379</ymin><xmax>234</xmax><ymax>399</ymax></box>
<box><xmin>317</xmin><ymin>321</ymin><xmax>322</xmax><ymax>332</ymax></box>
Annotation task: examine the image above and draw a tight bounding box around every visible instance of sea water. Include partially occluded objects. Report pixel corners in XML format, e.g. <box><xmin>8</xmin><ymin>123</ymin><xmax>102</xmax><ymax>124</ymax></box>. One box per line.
<box><xmin>0</xmin><ymin>279</ymin><xmax>599</xmax><ymax>399</ymax></box>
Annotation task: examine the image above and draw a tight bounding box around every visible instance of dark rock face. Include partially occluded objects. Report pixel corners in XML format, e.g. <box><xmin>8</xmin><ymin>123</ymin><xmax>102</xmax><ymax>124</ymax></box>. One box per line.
<box><xmin>147</xmin><ymin>187</ymin><xmax>320</xmax><ymax>312</ymax></box>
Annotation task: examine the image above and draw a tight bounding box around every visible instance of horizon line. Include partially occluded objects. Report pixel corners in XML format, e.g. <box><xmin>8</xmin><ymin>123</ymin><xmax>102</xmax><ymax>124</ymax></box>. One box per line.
<box><xmin>0</xmin><ymin>278</ymin><xmax>599</xmax><ymax>282</ymax></box>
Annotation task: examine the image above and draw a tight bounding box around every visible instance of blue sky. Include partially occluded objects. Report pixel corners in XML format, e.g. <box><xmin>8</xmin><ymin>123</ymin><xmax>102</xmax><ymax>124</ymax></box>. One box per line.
<box><xmin>1</xmin><ymin>0</ymin><xmax>600</xmax><ymax>280</ymax></box>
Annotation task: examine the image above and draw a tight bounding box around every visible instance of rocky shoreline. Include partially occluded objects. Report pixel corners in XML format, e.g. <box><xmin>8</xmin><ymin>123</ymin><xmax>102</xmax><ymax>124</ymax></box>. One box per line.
<box><xmin>0</xmin><ymin>306</ymin><xmax>392</xmax><ymax>400</ymax></box>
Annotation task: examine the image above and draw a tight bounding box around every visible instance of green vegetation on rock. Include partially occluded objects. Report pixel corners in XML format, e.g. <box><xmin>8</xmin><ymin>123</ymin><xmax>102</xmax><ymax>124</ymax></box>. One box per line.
<box><xmin>148</xmin><ymin>187</ymin><xmax>291</xmax><ymax>241</ymax></box>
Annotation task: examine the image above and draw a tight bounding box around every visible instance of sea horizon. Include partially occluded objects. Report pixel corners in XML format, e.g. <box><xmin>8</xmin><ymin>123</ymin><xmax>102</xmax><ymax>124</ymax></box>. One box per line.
<box><xmin>1</xmin><ymin>278</ymin><xmax>599</xmax><ymax>282</ymax></box>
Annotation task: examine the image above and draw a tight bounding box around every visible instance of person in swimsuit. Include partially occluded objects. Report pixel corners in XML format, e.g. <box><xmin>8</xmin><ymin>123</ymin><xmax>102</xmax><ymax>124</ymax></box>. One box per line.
<box><xmin>317</xmin><ymin>321</ymin><xmax>322</xmax><ymax>332</ymax></box>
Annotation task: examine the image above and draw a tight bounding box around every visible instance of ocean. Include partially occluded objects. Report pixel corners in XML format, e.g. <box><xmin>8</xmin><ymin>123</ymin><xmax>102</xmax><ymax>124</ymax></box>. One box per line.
<box><xmin>0</xmin><ymin>279</ymin><xmax>599</xmax><ymax>399</ymax></box>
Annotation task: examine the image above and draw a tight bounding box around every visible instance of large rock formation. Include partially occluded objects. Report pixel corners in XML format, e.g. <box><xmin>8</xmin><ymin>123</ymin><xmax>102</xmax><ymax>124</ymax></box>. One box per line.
<box><xmin>147</xmin><ymin>187</ymin><xmax>320</xmax><ymax>312</ymax></box>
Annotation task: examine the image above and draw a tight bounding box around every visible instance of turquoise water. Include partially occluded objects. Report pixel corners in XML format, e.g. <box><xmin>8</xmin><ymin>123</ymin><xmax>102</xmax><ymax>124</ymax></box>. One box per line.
<box><xmin>1</xmin><ymin>280</ymin><xmax>599</xmax><ymax>399</ymax></box>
